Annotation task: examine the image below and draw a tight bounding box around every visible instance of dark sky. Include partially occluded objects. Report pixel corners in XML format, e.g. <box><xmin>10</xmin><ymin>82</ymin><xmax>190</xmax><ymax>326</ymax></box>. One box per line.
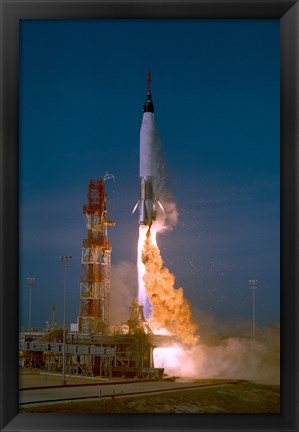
<box><xmin>19</xmin><ymin>19</ymin><xmax>280</xmax><ymax>331</ymax></box>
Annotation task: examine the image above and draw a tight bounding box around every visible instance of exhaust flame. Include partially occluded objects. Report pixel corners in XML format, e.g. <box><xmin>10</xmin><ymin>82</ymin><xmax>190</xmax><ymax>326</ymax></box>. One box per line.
<box><xmin>139</xmin><ymin>227</ymin><xmax>198</xmax><ymax>345</ymax></box>
<box><xmin>137</xmin><ymin>226</ymin><xmax>157</xmax><ymax>316</ymax></box>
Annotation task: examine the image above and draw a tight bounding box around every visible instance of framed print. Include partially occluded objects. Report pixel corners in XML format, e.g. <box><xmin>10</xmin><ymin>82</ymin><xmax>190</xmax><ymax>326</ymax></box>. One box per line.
<box><xmin>0</xmin><ymin>1</ymin><xmax>298</xmax><ymax>431</ymax></box>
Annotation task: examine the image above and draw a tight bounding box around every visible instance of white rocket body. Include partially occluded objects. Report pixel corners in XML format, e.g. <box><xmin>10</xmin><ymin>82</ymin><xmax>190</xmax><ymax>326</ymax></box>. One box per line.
<box><xmin>139</xmin><ymin>111</ymin><xmax>158</xmax><ymax>225</ymax></box>
<box><xmin>136</xmin><ymin>72</ymin><xmax>165</xmax><ymax>316</ymax></box>
<box><xmin>132</xmin><ymin>73</ymin><xmax>164</xmax><ymax>227</ymax></box>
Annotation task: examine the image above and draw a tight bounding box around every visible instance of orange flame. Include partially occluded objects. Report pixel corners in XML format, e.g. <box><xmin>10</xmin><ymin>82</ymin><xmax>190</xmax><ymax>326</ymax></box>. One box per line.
<box><xmin>141</xmin><ymin>228</ymin><xmax>199</xmax><ymax>345</ymax></box>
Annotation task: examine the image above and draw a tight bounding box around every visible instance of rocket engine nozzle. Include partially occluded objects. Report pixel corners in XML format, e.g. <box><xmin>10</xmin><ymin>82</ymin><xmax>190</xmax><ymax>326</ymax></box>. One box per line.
<box><xmin>138</xmin><ymin>176</ymin><xmax>155</xmax><ymax>226</ymax></box>
<box><xmin>132</xmin><ymin>176</ymin><xmax>165</xmax><ymax>226</ymax></box>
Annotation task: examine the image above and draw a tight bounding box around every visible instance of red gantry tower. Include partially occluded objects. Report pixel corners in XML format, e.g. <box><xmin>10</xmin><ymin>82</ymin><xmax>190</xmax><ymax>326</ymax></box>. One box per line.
<box><xmin>78</xmin><ymin>173</ymin><xmax>115</xmax><ymax>334</ymax></box>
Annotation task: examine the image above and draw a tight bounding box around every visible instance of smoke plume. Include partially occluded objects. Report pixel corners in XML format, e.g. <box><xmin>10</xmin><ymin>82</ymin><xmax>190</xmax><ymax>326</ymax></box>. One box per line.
<box><xmin>154</xmin><ymin>322</ymin><xmax>280</xmax><ymax>385</ymax></box>
<box><xmin>110</xmin><ymin>261</ymin><xmax>137</xmax><ymax>325</ymax></box>
<box><xmin>142</xmin><ymin>230</ymin><xmax>198</xmax><ymax>345</ymax></box>
<box><xmin>154</xmin><ymin>190</ymin><xmax>179</xmax><ymax>233</ymax></box>
<box><xmin>151</xmin><ymin>129</ymin><xmax>178</xmax><ymax>233</ymax></box>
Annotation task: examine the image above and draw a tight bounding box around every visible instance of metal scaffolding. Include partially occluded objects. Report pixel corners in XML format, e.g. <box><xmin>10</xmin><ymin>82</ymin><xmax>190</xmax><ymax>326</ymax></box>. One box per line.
<box><xmin>78</xmin><ymin>174</ymin><xmax>115</xmax><ymax>334</ymax></box>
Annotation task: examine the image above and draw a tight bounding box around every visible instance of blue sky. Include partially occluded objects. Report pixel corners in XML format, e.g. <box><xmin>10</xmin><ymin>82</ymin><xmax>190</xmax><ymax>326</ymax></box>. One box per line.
<box><xmin>19</xmin><ymin>19</ymin><xmax>280</xmax><ymax>332</ymax></box>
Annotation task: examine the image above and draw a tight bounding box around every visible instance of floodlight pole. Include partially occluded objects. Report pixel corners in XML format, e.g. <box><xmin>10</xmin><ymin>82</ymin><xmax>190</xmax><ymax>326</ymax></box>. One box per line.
<box><xmin>27</xmin><ymin>277</ymin><xmax>35</xmax><ymax>336</ymax></box>
<box><xmin>60</xmin><ymin>256</ymin><xmax>72</xmax><ymax>386</ymax></box>
<box><xmin>248</xmin><ymin>279</ymin><xmax>258</xmax><ymax>340</ymax></box>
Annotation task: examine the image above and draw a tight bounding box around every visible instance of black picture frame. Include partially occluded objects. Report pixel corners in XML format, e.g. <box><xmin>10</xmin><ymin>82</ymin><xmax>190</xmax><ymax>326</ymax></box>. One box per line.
<box><xmin>0</xmin><ymin>1</ymin><xmax>298</xmax><ymax>431</ymax></box>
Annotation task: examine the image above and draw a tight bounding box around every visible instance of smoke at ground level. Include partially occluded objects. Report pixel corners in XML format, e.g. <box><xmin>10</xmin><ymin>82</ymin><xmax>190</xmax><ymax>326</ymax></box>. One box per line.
<box><xmin>154</xmin><ymin>323</ymin><xmax>280</xmax><ymax>385</ymax></box>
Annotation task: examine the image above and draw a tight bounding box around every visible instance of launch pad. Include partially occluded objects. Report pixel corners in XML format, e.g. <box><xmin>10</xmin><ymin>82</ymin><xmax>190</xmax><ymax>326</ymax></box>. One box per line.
<box><xmin>19</xmin><ymin>330</ymin><xmax>176</xmax><ymax>380</ymax></box>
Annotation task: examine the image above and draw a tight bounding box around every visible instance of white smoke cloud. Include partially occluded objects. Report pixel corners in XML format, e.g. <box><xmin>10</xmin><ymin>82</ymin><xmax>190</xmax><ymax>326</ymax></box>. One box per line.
<box><xmin>191</xmin><ymin>308</ymin><xmax>255</xmax><ymax>342</ymax></box>
<box><xmin>151</xmin><ymin>137</ymin><xmax>179</xmax><ymax>232</ymax></box>
<box><xmin>110</xmin><ymin>261</ymin><xmax>137</xmax><ymax>325</ymax></box>
<box><xmin>155</xmin><ymin>190</ymin><xmax>179</xmax><ymax>233</ymax></box>
<box><xmin>154</xmin><ymin>322</ymin><xmax>280</xmax><ymax>385</ymax></box>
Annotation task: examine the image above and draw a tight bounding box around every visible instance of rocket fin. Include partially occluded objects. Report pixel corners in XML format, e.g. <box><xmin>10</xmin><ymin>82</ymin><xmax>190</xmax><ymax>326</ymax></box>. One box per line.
<box><xmin>157</xmin><ymin>200</ymin><xmax>165</xmax><ymax>215</ymax></box>
<box><xmin>132</xmin><ymin>202</ymin><xmax>139</xmax><ymax>215</ymax></box>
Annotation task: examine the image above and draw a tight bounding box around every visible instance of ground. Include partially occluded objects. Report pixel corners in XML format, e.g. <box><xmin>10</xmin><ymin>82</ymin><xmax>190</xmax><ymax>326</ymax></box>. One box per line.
<box><xmin>19</xmin><ymin>381</ymin><xmax>280</xmax><ymax>413</ymax></box>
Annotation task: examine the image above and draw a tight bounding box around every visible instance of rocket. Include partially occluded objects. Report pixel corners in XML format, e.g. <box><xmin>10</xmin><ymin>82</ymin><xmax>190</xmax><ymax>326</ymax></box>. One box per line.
<box><xmin>133</xmin><ymin>71</ymin><xmax>164</xmax><ymax>226</ymax></box>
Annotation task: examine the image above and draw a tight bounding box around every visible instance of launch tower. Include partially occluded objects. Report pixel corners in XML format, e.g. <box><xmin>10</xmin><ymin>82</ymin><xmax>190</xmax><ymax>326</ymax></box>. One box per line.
<box><xmin>78</xmin><ymin>174</ymin><xmax>115</xmax><ymax>334</ymax></box>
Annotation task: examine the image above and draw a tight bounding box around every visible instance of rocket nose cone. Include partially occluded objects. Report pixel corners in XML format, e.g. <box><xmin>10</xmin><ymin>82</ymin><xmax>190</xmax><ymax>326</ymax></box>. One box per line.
<box><xmin>143</xmin><ymin>91</ymin><xmax>154</xmax><ymax>113</ymax></box>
